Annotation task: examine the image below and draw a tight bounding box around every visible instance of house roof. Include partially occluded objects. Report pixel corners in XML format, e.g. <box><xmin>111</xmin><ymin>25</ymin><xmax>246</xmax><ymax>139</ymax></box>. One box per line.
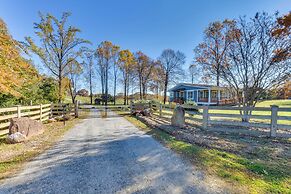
<box><xmin>169</xmin><ymin>83</ymin><xmax>228</xmax><ymax>91</ymax></box>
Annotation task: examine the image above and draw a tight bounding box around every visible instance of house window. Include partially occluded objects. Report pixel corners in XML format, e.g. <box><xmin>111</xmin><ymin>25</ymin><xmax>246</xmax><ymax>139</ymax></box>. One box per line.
<box><xmin>170</xmin><ymin>92</ymin><xmax>173</xmax><ymax>97</ymax></box>
<box><xmin>188</xmin><ymin>91</ymin><xmax>193</xmax><ymax>99</ymax></box>
<box><xmin>180</xmin><ymin>91</ymin><xmax>184</xmax><ymax>98</ymax></box>
<box><xmin>212</xmin><ymin>91</ymin><xmax>217</xmax><ymax>98</ymax></box>
<box><xmin>199</xmin><ymin>91</ymin><xmax>209</xmax><ymax>98</ymax></box>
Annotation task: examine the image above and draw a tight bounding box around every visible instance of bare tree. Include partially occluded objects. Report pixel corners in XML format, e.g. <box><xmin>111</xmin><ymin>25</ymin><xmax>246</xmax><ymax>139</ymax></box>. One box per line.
<box><xmin>95</xmin><ymin>41</ymin><xmax>119</xmax><ymax>106</ymax></box>
<box><xmin>148</xmin><ymin>61</ymin><xmax>165</xmax><ymax>100</ymax></box>
<box><xmin>25</xmin><ymin>12</ymin><xmax>89</xmax><ymax>102</ymax></box>
<box><xmin>112</xmin><ymin>45</ymin><xmax>120</xmax><ymax>105</ymax></box>
<box><xmin>221</xmin><ymin>13</ymin><xmax>290</xmax><ymax>114</ymax></box>
<box><xmin>189</xmin><ymin>63</ymin><xmax>199</xmax><ymax>84</ymax></box>
<box><xmin>68</xmin><ymin>60</ymin><xmax>83</xmax><ymax>104</ymax></box>
<box><xmin>159</xmin><ymin>49</ymin><xmax>185</xmax><ymax>104</ymax></box>
<box><xmin>83</xmin><ymin>51</ymin><xmax>95</xmax><ymax>104</ymax></box>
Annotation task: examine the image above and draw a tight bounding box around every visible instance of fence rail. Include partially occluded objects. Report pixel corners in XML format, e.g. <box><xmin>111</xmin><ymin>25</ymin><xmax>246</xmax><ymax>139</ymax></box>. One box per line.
<box><xmin>133</xmin><ymin>102</ymin><xmax>291</xmax><ymax>138</ymax></box>
<box><xmin>0</xmin><ymin>102</ymin><xmax>79</xmax><ymax>136</ymax></box>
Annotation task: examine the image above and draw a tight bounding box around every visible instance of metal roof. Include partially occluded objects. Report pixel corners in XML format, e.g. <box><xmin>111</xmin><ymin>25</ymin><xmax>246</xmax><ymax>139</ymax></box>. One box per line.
<box><xmin>169</xmin><ymin>83</ymin><xmax>228</xmax><ymax>91</ymax></box>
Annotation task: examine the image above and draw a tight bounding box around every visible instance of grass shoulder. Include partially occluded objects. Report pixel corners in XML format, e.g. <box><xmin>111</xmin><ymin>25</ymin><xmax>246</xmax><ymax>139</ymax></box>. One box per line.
<box><xmin>116</xmin><ymin>110</ymin><xmax>291</xmax><ymax>194</ymax></box>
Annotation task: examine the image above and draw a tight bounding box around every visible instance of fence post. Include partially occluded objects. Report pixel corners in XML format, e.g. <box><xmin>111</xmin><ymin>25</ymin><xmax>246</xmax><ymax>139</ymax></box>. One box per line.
<box><xmin>270</xmin><ymin>105</ymin><xmax>278</xmax><ymax>137</ymax></box>
<box><xmin>75</xmin><ymin>100</ymin><xmax>79</xmax><ymax>118</ymax></box>
<box><xmin>40</xmin><ymin>104</ymin><xmax>43</xmax><ymax>121</ymax></box>
<box><xmin>159</xmin><ymin>103</ymin><xmax>162</xmax><ymax>117</ymax></box>
<box><xmin>17</xmin><ymin>105</ymin><xmax>21</xmax><ymax>118</ymax></box>
<box><xmin>130</xmin><ymin>101</ymin><xmax>133</xmax><ymax>114</ymax></box>
<box><xmin>202</xmin><ymin>106</ymin><xmax>209</xmax><ymax>129</ymax></box>
<box><xmin>50</xmin><ymin>103</ymin><xmax>53</xmax><ymax>118</ymax></box>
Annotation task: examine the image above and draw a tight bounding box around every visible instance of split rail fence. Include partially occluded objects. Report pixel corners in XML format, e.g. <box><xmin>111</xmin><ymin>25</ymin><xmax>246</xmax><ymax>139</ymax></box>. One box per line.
<box><xmin>0</xmin><ymin>102</ymin><xmax>79</xmax><ymax>136</ymax></box>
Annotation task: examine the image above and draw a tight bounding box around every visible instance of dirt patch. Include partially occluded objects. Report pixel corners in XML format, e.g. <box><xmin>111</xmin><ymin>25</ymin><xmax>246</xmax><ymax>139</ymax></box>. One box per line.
<box><xmin>138</xmin><ymin>115</ymin><xmax>291</xmax><ymax>162</ymax></box>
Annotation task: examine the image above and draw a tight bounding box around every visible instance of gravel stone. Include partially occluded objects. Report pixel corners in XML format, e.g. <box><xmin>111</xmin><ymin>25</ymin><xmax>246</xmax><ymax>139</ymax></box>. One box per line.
<box><xmin>0</xmin><ymin>110</ymin><xmax>224</xmax><ymax>194</ymax></box>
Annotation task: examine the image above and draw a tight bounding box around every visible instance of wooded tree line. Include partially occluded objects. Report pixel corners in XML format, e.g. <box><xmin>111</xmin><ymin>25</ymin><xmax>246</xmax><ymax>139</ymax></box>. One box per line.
<box><xmin>193</xmin><ymin>12</ymin><xmax>290</xmax><ymax>107</ymax></box>
<box><xmin>0</xmin><ymin>11</ymin><xmax>290</xmax><ymax>107</ymax></box>
<box><xmin>92</xmin><ymin>43</ymin><xmax>185</xmax><ymax>105</ymax></box>
<box><xmin>0</xmin><ymin>12</ymin><xmax>186</xmax><ymax>106</ymax></box>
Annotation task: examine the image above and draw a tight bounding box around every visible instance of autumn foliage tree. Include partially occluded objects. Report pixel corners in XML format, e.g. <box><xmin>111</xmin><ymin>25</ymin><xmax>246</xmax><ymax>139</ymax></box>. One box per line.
<box><xmin>194</xmin><ymin>20</ymin><xmax>235</xmax><ymax>87</ymax></box>
<box><xmin>271</xmin><ymin>12</ymin><xmax>291</xmax><ymax>63</ymax></box>
<box><xmin>25</xmin><ymin>12</ymin><xmax>89</xmax><ymax>102</ymax></box>
<box><xmin>0</xmin><ymin>18</ymin><xmax>39</xmax><ymax>100</ymax></box>
<box><xmin>148</xmin><ymin>61</ymin><xmax>165</xmax><ymax>99</ymax></box>
<box><xmin>118</xmin><ymin>50</ymin><xmax>135</xmax><ymax>105</ymax></box>
<box><xmin>135</xmin><ymin>51</ymin><xmax>155</xmax><ymax>100</ymax></box>
<box><xmin>95</xmin><ymin>41</ymin><xmax>119</xmax><ymax>105</ymax></box>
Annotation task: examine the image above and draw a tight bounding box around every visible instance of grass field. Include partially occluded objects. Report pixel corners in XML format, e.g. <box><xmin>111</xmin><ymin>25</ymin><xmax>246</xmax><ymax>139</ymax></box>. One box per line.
<box><xmin>118</xmin><ymin>112</ymin><xmax>291</xmax><ymax>194</ymax></box>
<box><xmin>208</xmin><ymin>100</ymin><xmax>291</xmax><ymax>125</ymax></box>
<box><xmin>64</xmin><ymin>96</ymin><xmax>124</xmax><ymax>105</ymax></box>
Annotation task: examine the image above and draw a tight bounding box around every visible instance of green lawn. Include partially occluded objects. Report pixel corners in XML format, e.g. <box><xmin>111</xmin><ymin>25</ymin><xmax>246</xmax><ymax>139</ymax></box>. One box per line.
<box><xmin>64</xmin><ymin>96</ymin><xmax>92</xmax><ymax>104</ymax></box>
<box><xmin>256</xmin><ymin>99</ymin><xmax>291</xmax><ymax>107</ymax></box>
<box><xmin>158</xmin><ymin>99</ymin><xmax>291</xmax><ymax>125</ymax></box>
<box><xmin>209</xmin><ymin>100</ymin><xmax>291</xmax><ymax>125</ymax></box>
<box><xmin>64</xmin><ymin>96</ymin><xmax>125</xmax><ymax>105</ymax></box>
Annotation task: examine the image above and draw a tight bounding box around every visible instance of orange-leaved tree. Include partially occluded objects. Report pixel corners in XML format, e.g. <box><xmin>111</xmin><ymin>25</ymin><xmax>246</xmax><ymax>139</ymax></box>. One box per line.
<box><xmin>0</xmin><ymin>18</ymin><xmax>39</xmax><ymax>98</ymax></box>
<box><xmin>118</xmin><ymin>50</ymin><xmax>135</xmax><ymax>105</ymax></box>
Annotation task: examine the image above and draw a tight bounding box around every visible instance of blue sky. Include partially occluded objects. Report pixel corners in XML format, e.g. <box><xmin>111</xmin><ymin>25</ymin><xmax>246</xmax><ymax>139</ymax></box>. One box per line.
<box><xmin>0</xmin><ymin>0</ymin><xmax>290</xmax><ymax>93</ymax></box>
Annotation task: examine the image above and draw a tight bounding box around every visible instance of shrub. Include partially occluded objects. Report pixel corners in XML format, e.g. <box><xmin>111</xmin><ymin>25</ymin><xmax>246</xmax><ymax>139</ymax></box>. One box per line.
<box><xmin>184</xmin><ymin>100</ymin><xmax>197</xmax><ymax>106</ymax></box>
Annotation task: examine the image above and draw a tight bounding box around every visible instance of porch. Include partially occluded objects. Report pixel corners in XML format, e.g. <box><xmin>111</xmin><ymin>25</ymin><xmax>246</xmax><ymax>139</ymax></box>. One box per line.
<box><xmin>170</xmin><ymin>89</ymin><xmax>234</xmax><ymax>105</ymax></box>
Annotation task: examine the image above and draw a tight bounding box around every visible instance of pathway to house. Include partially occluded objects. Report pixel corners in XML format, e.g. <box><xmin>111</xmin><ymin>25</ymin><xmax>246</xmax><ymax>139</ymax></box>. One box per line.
<box><xmin>0</xmin><ymin>110</ymin><xmax>224</xmax><ymax>194</ymax></box>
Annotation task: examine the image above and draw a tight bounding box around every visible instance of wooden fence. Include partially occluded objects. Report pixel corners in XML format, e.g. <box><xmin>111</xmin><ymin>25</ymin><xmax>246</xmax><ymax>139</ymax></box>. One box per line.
<box><xmin>130</xmin><ymin>102</ymin><xmax>151</xmax><ymax>114</ymax></box>
<box><xmin>149</xmin><ymin>102</ymin><xmax>291</xmax><ymax>138</ymax></box>
<box><xmin>0</xmin><ymin>102</ymin><xmax>78</xmax><ymax>136</ymax></box>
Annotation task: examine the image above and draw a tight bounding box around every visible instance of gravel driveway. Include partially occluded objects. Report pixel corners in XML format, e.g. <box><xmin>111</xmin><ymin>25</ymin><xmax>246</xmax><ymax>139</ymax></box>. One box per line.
<box><xmin>0</xmin><ymin>110</ymin><xmax>224</xmax><ymax>194</ymax></box>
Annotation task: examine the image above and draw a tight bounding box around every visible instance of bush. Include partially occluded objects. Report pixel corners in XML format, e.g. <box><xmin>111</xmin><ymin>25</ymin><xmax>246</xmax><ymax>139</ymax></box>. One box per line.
<box><xmin>133</xmin><ymin>100</ymin><xmax>151</xmax><ymax>104</ymax></box>
<box><xmin>133</xmin><ymin>99</ymin><xmax>161</xmax><ymax>105</ymax></box>
<box><xmin>184</xmin><ymin>100</ymin><xmax>199</xmax><ymax>112</ymax></box>
<box><xmin>184</xmin><ymin>100</ymin><xmax>197</xmax><ymax>106</ymax></box>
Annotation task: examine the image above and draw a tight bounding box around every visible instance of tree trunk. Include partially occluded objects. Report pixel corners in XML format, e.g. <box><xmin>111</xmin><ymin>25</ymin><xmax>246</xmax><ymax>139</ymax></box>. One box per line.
<box><xmin>58</xmin><ymin>75</ymin><xmax>62</xmax><ymax>103</ymax></box>
<box><xmin>90</xmin><ymin>92</ymin><xmax>93</xmax><ymax>105</ymax></box>
<box><xmin>123</xmin><ymin>78</ymin><xmax>127</xmax><ymax>105</ymax></box>
<box><xmin>156</xmin><ymin>84</ymin><xmax>159</xmax><ymax>99</ymax></box>
<box><xmin>113</xmin><ymin>75</ymin><xmax>117</xmax><ymax>105</ymax></box>
<box><xmin>69</xmin><ymin>81</ymin><xmax>75</xmax><ymax>104</ymax></box>
<box><xmin>90</xmin><ymin>72</ymin><xmax>93</xmax><ymax>105</ymax></box>
<box><xmin>105</xmin><ymin>66</ymin><xmax>108</xmax><ymax>106</ymax></box>
<box><xmin>163</xmin><ymin>74</ymin><xmax>168</xmax><ymax>104</ymax></box>
<box><xmin>216</xmin><ymin>70</ymin><xmax>220</xmax><ymax>105</ymax></box>
<box><xmin>90</xmin><ymin>85</ymin><xmax>93</xmax><ymax>105</ymax></box>
<box><xmin>126</xmin><ymin>79</ymin><xmax>129</xmax><ymax>105</ymax></box>
<box><xmin>139</xmin><ymin>76</ymin><xmax>142</xmax><ymax>100</ymax></box>
<box><xmin>142</xmin><ymin>83</ymin><xmax>146</xmax><ymax>100</ymax></box>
